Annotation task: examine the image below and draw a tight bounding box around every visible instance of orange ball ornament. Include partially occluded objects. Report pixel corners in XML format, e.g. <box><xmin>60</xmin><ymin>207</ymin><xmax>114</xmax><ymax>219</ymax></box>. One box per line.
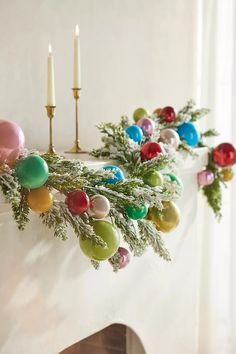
<box><xmin>27</xmin><ymin>187</ymin><xmax>53</xmax><ymax>213</ymax></box>
<box><xmin>222</xmin><ymin>168</ymin><xmax>234</xmax><ymax>182</ymax></box>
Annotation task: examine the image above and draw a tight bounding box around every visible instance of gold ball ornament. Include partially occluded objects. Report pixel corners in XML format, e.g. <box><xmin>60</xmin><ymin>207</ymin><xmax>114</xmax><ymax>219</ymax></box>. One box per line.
<box><xmin>222</xmin><ymin>168</ymin><xmax>234</xmax><ymax>182</ymax></box>
<box><xmin>153</xmin><ymin>108</ymin><xmax>162</xmax><ymax>116</ymax></box>
<box><xmin>27</xmin><ymin>187</ymin><xmax>53</xmax><ymax>213</ymax></box>
<box><xmin>148</xmin><ymin>201</ymin><xmax>180</xmax><ymax>233</ymax></box>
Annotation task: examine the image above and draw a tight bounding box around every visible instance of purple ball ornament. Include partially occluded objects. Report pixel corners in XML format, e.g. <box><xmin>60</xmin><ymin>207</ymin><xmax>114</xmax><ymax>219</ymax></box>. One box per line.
<box><xmin>137</xmin><ymin>117</ymin><xmax>155</xmax><ymax>137</ymax></box>
<box><xmin>0</xmin><ymin>120</ymin><xmax>25</xmax><ymax>164</ymax></box>
<box><xmin>197</xmin><ymin>169</ymin><xmax>215</xmax><ymax>186</ymax></box>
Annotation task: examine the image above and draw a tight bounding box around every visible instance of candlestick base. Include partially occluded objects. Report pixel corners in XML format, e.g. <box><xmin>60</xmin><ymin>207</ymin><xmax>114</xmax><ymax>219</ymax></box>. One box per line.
<box><xmin>65</xmin><ymin>140</ymin><xmax>88</xmax><ymax>154</ymax></box>
<box><xmin>47</xmin><ymin>143</ymin><xmax>57</xmax><ymax>155</ymax></box>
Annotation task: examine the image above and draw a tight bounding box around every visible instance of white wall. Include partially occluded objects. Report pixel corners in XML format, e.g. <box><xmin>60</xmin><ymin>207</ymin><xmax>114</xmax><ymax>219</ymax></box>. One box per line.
<box><xmin>0</xmin><ymin>0</ymin><xmax>198</xmax><ymax>151</ymax></box>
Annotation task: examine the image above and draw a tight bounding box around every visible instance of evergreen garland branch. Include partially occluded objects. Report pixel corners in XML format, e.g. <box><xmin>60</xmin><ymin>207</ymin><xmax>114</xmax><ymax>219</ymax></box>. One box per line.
<box><xmin>138</xmin><ymin>219</ymin><xmax>171</xmax><ymax>261</ymax></box>
<box><xmin>0</xmin><ymin>173</ymin><xmax>29</xmax><ymax>230</ymax></box>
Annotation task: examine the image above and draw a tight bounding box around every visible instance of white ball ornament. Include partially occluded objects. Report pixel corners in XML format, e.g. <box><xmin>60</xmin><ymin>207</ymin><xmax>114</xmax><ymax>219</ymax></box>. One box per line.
<box><xmin>88</xmin><ymin>195</ymin><xmax>110</xmax><ymax>219</ymax></box>
<box><xmin>160</xmin><ymin>128</ymin><xmax>180</xmax><ymax>149</ymax></box>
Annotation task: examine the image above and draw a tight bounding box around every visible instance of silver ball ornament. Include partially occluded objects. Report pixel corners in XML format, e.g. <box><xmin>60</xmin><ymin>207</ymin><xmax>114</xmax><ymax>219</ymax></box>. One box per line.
<box><xmin>88</xmin><ymin>195</ymin><xmax>110</xmax><ymax>219</ymax></box>
<box><xmin>160</xmin><ymin>128</ymin><xmax>180</xmax><ymax>149</ymax></box>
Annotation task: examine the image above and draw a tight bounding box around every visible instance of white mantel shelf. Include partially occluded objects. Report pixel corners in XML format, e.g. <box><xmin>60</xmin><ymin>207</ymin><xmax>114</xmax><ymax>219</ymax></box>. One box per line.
<box><xmin>0</xmin><ymin>148</ymin><xmax>208</xmax><ymax>354</ymax></box>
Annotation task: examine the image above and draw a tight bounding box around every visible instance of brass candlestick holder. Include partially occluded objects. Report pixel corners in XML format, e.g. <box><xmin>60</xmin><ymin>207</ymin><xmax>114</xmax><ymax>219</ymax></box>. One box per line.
<box><xmin>65</xmin><ymin>88</ymin><xmax>87</xmax><ymax>154</ymax></box>
<box><xmin>46</xmin><ymin>105</ymin><xmax>56</xmax><ymax>154</ymax></box>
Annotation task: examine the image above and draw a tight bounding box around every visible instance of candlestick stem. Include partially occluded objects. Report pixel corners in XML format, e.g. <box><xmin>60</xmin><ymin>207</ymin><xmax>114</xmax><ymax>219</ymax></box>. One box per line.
<box><xmin>65</xmin><ymin>88</ymin><xmax>87</xmax><ymax>154</ymax></box>
<box><xmin>46</xmin><ymin>105</ymin><xmax>56</xmax><ymax>154</ymax></box>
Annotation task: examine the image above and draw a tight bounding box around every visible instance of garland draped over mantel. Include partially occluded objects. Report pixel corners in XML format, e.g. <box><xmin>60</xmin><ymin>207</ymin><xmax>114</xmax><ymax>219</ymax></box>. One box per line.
<box><xmin>0</xmin><ymin>100</ymin><xmax>235</xmax><ymax>271</ymax></box>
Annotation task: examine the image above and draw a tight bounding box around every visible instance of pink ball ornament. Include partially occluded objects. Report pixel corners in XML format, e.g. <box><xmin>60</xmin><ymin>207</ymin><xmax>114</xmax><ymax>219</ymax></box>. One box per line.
<box><xmin>109</xmin><ymin>247</ymin><xmax>131</xmax><ymax>269</ymax></box>
<box><xmin>160</xmin><ymin>128</ymin><xmax>180</xmax><ymax>149</ymax></box>
<box><xmin>137</xmin><ymin>117</ymin><xmax>155</xmax><ymax>137</ymax></box>
<box><xmin>118</xmin><ymin>247</ymin><xmax>131</xmax><ymax>269</ymax></box>
<box><xmin>0</xmin><ymin>120</ymin><xmax>25</xmax><ymax>164</ymax></box>
<box><xmin>197</xmin><ymin>170</ymin><xmax>215</xmax><ymax>186</ymax></box>
<box><xmin>88</xmin><ymin>195</ymin><xmax>110</xmax><ymax>219</ymax></box>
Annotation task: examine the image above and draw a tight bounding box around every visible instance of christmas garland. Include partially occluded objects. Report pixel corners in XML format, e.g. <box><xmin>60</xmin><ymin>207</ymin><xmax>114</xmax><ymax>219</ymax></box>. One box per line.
<box><xmin>92</xmin><ymin>100</ymin><xmax>235</xmax><ymax>220</ymax></box>
<box><xmin>0</xmin><ymin>100</ymin><xmax>235</xmax><ymax>272</ymax></box>
<box><xmin>0</xmin><ymin>119</ymin><xmax>181</xmax><ymax>271</ymax></box>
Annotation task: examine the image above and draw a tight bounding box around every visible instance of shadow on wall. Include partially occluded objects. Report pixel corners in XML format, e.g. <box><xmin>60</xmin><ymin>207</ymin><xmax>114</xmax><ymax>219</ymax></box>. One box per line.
<box><xmin>60</xmin><ymin>323</ymin><xmax>146</xmax><ymax>354</ymax></box>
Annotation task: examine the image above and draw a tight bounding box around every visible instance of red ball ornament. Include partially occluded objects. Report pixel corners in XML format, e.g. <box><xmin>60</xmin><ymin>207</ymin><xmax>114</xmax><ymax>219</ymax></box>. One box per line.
<box><xmin>66</xmin><ymin>190</ymin><xmax>90</xmax><ymax>215</ymax></box>
<box><xmin>213</xmin><ymin>143</ymin><xmax>236</xmax><ymax>167</ymax></box>
<box><xmin>140</xmin><ymin>142</ymin><xmax>165</xmax><ymax>161</ymax></box>
<box><xmin>160</xmin><ymin>106</ymin><xmax>176</xmax><ymax>123</ymax></box>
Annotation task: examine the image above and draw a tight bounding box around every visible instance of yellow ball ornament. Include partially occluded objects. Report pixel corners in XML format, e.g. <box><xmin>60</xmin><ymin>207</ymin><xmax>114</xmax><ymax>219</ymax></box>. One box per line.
<box><xmin>27</xmin><ymin>187</ymin><xmax>53</xmax><ymax>213</ymax></box>
<box><xmin>222</xmin><ymin>168</ymin><xmax>234</xmax><ymax>182</ymax></box>
<box><xmin>148</xmin><ymin>201</ymin><xmax>180</xmax><ymax>233</ymax></box>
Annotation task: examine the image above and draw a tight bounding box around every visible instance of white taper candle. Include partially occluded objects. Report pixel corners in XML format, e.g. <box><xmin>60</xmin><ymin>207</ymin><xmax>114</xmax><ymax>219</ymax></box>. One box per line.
<box><xmin>47</xmin><ymin>44</ymin><xmax>55</xmax><ymax>106</ymax></box>
<box><xmin>73</xmin><ymin>25</ymin><xmax>81</xmax><ymax>88</ymax></box>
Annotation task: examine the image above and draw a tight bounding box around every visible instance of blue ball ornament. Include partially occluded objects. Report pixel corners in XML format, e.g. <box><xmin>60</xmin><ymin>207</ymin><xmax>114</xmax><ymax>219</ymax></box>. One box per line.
<box><xmin>103</xmin><ymin>165</ymin><xmax>125</xmax><ymax>184</ymax></box>
<box><xmin>177</xmin><ymin>122</ymin><xmax>200</xmax><ymax>147</ymax></box>
<box><xmin>125</xmin><ymin>125</ymin><xmax>143</xmax><ymax>143</ymax></box>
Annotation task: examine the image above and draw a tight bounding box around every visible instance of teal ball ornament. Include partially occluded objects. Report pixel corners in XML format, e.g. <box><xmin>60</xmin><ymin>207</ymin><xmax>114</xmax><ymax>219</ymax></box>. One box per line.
<box><xmin>177</xmin><ymin>122</ymin><xmax>200</xmax><ymax>147</ymax></box>
<box><xmin>125</xmin><ymin>125</ymin><xmax>143</xmax><ymax>143</ymax></box>
<box><xmin>79</xmin><ymin>220</ymin><xmax>120</xmax><ymax>261</ymax></box>
<box><xmin>164</xmin><ymin>173</ymin><xmax>183</xmax><ymax>191</ymax></box>
<box><xmin>15</xmin><ymin>154</ymin><xmax>49</xmax><ymax>189</ymax></box>
<box><xmin>126</xmin><ymin>204</ymin><xmax>148</xmax><ymax>220</ymax></box>
<box><xmin>103</xmin><ymin>165</ymin><xmax>125</xmax><ymax>184</ymax></box>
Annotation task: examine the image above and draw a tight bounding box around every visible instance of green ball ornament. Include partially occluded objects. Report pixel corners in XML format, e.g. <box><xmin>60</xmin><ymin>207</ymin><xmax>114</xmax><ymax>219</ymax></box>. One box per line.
<box><xmin>133</xmin><ymin>108</ymin><xmax>150</xmax><ymax>123</ymax></box>
<box><xmin>144</xmin><ymin>171</ymin><xmax>164</xmax><ymax>187</ymax></box>
<box><xmin>15</xmin><ymin>155</ymin><xmax>49</xmax><ymax>189</ymax></box>
<box><xmin>126</xmin><ymin>204</ymin><xmax>148</xmax><ymax>220</ymax></box>
<box><xmin>164</xmin><ymin>173</ymin><xmax>183</xmax><ymax>190</ymax></box>
<box><xmin>79</xmin><ymin>220</ymin><xmax>120</xmax><ymax>261</ymax></box>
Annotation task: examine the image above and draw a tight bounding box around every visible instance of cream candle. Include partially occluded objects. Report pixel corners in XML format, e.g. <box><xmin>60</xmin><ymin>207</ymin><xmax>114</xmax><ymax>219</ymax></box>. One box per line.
<box><xmin>47</xmin><ymin>44</ymin><xmax>55</xmax><ymax>106</ymax></box>
<box><xmin>73</xmin><ymin>25</ymin><xmax>81</xmax><ymax>88</ymax></box>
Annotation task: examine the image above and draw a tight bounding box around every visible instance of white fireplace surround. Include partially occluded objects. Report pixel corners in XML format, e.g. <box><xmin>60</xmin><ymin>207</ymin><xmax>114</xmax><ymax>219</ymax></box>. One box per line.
<box><xmin>0</xmin><ymin>149</ymin><xmax>207</xmax><ymax>354</ymax></box>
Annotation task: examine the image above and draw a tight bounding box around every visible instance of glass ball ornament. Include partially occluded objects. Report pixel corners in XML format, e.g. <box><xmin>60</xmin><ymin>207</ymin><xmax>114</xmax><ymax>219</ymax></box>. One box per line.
<box><xmin>126</xmin><ymin>204</ymin><xmax>148</xmax><ymax>220</ymax></box>
<box><xmin>148</xmin><ymin>201</ymin><xmax>181</xmax><ymax>233</ymax></box>
<box><xmin>140</xmin><ymin>142</ymin><xmax>165</xmax><ymax>161</ymax></box>
<box><xmin>0</xmin><ymin>120</ymin><xmax>25</xmax><ymax>164</ymax></box>
<box><xmin>66</xmin><ymin>190</ymin><xmax>90</xmax><ymax>215</ymax></box>
<box><xmin>177</xmin><ymin>122</ymin><xmax>200</xmax><ymax>147</ymax></box>
<box><xmin>160</xmin><ymin>106</ymin><xmax>176</xmax><ymax>123</ymax></box>
<box><xmin>27</xmin><ymin>187</ymin><xmax>53</xmax><ymax>213</ymax></box>
<box><xmin>125</xmin><ymin>125</ymin><xmax>143</xmax><ymax>143</ymax></box>
<box><xmin>79</xmin><ymin>220</ymin><xmax>120</xmax><ymax>261</ymax></box>
<box><xmin>103</xmin><ymin>165</ymin><xmax>125</xmax><ymax>184</ymax></box>
<box><xmin>133</xmin><ymin>108</ymin><xmax>150</xmax><ymax>123</ymax></box>
<box><xmin>153</xmin><ymin>108</ymin><xmax>162</xmax><ymax>116</ymax></box>
<box><xmin>164</xmin><ymin>173</ymin><xmax>184</xmax><ymax>191</ymax></box>
<box><xmin>221</xmin><ymin>168</ymin><xmax>234</xmax><ymax>182</ymax></box>
<box><xmin>15</xmin><ymin>155</ymin><xmax>49</xmax><ymax>189</ymax></box>
<box><xmin>109</xmin><ymin>247</ymin><xmax>131</xmax><ymax>269</ymax></box>
<box><xmin>136</xmin><ymin>117</ymin><xmax>155</xmax><ymax>137</ymax></box>
<box><xmin>197</xmin><ymin>170</ymin><xmax>215</xmax><ymax>186</ymax></box>
<box><xmin>88</xmin><ymin>194</ymin><xmax>110</xmax><ymax>219</ymax></box>
<box><xmin>143</xmin><ymin>171</ymin><xmax>164</xmax><ymax>187</ymax></box>
<box><xmin>160</xmin><ymin>128</ymin><xmax>180</xmax><ymax>149</ymax></box>
<box><xmin>213</xmin><ymin>143</ymin><xmax>236</xmax><ymax>167</ymax></box>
